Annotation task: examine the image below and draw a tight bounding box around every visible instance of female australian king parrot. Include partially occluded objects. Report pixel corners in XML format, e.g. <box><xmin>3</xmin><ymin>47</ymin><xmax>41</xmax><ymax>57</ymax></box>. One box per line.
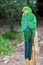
<box><xmin>21</xmin><ymin>6</ymin><xmax>36</xmax><ymax>60</ymax></box>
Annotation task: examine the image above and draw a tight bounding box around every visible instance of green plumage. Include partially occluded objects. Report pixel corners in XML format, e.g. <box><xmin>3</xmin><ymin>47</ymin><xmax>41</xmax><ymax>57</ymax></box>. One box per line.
<box><xmin>21</xmin><ymin>13</ymin><xmax>36</xmax><ymax>33</ymax></box>
<box><xmin>21</xmin><ymin>13</ymin><xmax>36</xmax><ymax>42</ymax></box>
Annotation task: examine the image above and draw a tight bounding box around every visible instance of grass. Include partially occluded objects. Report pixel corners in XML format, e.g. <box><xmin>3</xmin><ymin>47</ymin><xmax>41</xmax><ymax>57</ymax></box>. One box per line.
<box><xmin>0</xmin><ymin>35</ymin><xmax>15</xmax><ymax>56</ymax></box>
<box><xmin>0</xmin><ymin>29</ymin><xmax>23</xmax><ymax>56</ymax></box>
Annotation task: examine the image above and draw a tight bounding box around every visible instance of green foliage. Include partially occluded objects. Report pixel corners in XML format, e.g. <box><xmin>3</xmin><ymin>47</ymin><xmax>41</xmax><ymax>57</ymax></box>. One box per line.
<box><xmin>3</xmin><ymin>30</ymin><xmax>23</xmax><ymax>41</ymax></box>
<box><xmin>11</xmin><ymin>32</ymin><xmax>23</xmax><ymax>46</ymax></box>
<box><xmin>3</xmin><ymin>30</ymin><xmax>23</xmax><ymax>46</ymax></box>
<box><xmin>0</xmin><ymin>0</ymin><xmax>27</xmax><ymax>31</ymax></box>
<box><xmin>3</xmin><ymin>31</ymin><xmax>17</xmax><ymax>40</ymax></box>
<box><xmin>0</xmin><ymin>35</ymin><xmax>14</xmax><ymax>56</ymax></box>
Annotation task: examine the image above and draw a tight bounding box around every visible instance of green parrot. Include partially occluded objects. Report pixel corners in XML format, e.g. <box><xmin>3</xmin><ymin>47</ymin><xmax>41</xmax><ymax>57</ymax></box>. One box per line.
<box><xmin>21</xmin><ymin>6</ymin><xmax>37</xmax><ymax>60</ymax></box>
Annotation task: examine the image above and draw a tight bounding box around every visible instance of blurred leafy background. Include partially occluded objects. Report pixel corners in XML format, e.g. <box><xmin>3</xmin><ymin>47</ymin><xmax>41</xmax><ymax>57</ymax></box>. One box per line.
<box><xmin>0</xmin><ymin>0</ymin><xmax>43</xmax><ymax>56</ymax></box>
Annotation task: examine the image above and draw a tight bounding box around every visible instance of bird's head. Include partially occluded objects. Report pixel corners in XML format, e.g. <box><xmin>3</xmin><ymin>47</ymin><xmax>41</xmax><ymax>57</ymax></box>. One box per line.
<box><xmin>22</xmin><ymin>6</ymin><xmax>32</xmax><ymax>15</ymax></box>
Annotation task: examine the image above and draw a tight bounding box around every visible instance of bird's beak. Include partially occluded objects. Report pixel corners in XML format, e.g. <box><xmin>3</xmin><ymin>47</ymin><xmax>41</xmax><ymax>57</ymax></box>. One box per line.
<box><xmin>22</xmin><ymin>10</ymin><xmax>24</xmax><ymax>13</ymax></box>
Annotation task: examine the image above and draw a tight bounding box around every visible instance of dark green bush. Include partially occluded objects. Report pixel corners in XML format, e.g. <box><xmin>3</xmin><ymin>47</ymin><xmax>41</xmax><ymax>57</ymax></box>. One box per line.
<box><xmin>3</xmin><ymin>30</ymin><xmax>18</xmax><ymax>40</ymax></box>
<box><xmin>3</xmin><ymin>31</ymin><xmax>16</xmax><ymax>39</ymax></box>
<box><xmin>0</xmin><ymin>0</ymin><xmax>27</xmax><ymax>31</ymax></box>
